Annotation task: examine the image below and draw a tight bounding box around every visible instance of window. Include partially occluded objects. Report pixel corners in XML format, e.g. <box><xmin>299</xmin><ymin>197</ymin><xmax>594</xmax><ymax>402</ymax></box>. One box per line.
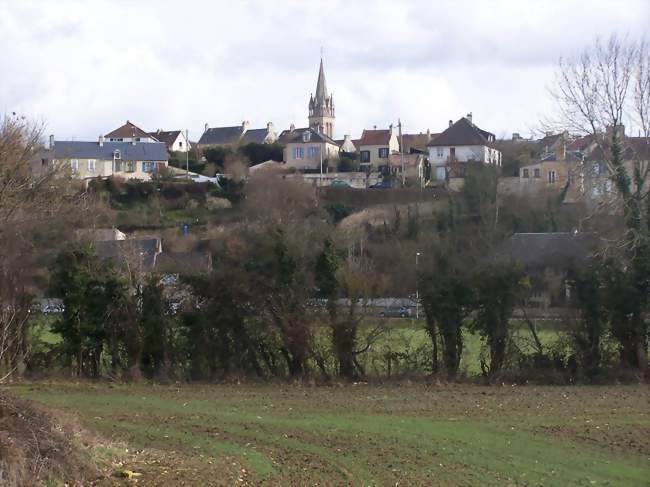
<box><xmin>135</xmin><ymin>137</ymin><xmax>141</xmax><ymax>142</ymax></box>
<box><xmin>126</xmin><ymin>161</ymin><xmax>135</xmax><ymax>172</ymax></box>
<box><xmin>293</xmin><ymin>147</ymin><xmax>305</xmax><ymax>159</ymax></box>
<box><xmin>548</xmin><ymin>170</ymin><xmax>556</xmax><ymax>183</ymax></box>
<box><xmin>522</xmin><ymin>168</ymin><xmax>529</xmax><ymax>178</ymax></box>
<box><xmin>41</xmin><ymin>158</ymin><xmax>47</xmax><ymax>166</ymax></box>
<box><xmin>378</xmin><ymin>148</ymin><xmax>389</xmax><ymax>158</ymax></box>
<box><xmin>302</xmin><ymin>131</ymin><xmax>311</xmax><ymax>142</ymax></box>
<box><xmin>70</xmin><ymin>159</ymin><xmax>78</xmax><ymax>172</ymax></box>
<box><xmin>307</xmin><ymin>146</ymin><xmax>320</xmax><ymax>158</ymax></box>
<box><xmin>436</xmin><ymin>147</ymin><xmax>444</xmax><ymax>158</ymax></box>
<box><xmin>113</xmin><ymin>149</ymin><xmax>121</xmax><ymax>159</ymax></box>
<box><xmin>88</xmin><ymin>159</ymin><xmax>96</xmax><ymax>173</ymax></box>
<box><xmin>142</xmin><ymin>161</ymin><xmax>155</xmax><ymax>173</ymax></box>
<box><xmin>179</xmin><ymin>141</ymin><xmax>183</xmax><ymax>148</ymax></box>
<box><xmin>360</xmin><ymin>150</ymin><xmax>370</xmax><ymax>163</ymax></box>
<box><xmin>534</xmin><ymin>168</ymin><xmax>540</xmax><ymax>178</ymax></box>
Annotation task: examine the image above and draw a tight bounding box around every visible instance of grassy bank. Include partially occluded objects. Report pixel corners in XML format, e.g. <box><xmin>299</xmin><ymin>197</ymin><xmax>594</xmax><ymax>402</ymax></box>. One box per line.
<box><xmin>8</xmin><ymin>383</ymin><xmax>650</xmax><ymax>485</ymax></box>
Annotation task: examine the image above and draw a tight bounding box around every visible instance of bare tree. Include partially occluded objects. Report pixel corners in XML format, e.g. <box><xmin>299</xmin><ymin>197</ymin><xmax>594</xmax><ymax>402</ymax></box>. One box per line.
<box><xmin>552</xmin><ymin>35</ymin><xmax>649</xmax><ymax>372</ymax></box>
<box><xmin>0</xmin><ymin>115</ymin><xmax>73</xmax><ymax>381</ymax></box>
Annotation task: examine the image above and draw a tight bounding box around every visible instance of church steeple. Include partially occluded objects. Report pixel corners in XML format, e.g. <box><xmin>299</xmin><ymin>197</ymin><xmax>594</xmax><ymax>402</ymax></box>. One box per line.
<box><xmin>315</xmin><ymin>58</ymin><xmax>328</xmax><ymax>99</ymax></box>
<box><xmin>308</xmin><ymin>57</ymin><xmax>335</xmax><ymax>138</ymax></box>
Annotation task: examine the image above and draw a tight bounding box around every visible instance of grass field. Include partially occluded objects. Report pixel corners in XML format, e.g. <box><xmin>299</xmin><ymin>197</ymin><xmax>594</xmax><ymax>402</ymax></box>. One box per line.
<box><xmin>8</xmin><ymin>383</ymin><xmax>649</xmax><ymax>486</ymax></box>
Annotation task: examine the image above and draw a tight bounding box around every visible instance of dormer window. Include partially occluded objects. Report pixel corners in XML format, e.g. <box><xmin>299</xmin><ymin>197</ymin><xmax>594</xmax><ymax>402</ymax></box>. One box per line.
<box><xmin>302</xmin><ymin>131</ymin><xmax>311</xmax><ymax>142</ymax></box>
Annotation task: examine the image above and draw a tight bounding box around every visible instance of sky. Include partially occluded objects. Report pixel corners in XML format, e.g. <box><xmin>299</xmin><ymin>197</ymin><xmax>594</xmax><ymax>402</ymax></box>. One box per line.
<box><xmin>1</xmin><ymin>0</ymin><xmax>648</xmax><ymax>142</ymax></box>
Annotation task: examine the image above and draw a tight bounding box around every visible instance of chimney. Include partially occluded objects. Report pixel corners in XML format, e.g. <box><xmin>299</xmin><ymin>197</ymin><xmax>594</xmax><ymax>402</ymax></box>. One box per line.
<box><xmin>389</xmin><ymin>123</ymin><xmax>394</xmax><ymax>135</ymax></box>
<box><xmin>545</xmin><ymin>131</ymin><xmax>553</xmax><ymax>137</ymax></box>
<box><xmin>204</xmin><ymin>123</ymin><xmax>209</xmax><ymax>133</ymax></box>
<box><xmin>448</xmin><ymin>120</ymin><xmax>453</xmax><ymax>128</ymax></box>
<box><xmin>466</xmin><ymin>112</ymin><xmax>473</xmax><ymax>124</ymax></box>
<box><xmin>512</xmin><ymin>132</ymin><xmax>520</xmax><ymax>140</ymax></box>
<box><xmin>99</xmin><ymin>135</ymin><xmax>104</xmax><ymax>147</ymax></box>
<box><xmin>426</xmin><ymin>128</ymin><xmax>430</xmax><ymax>137</ymax></box>
<box><xmin>266</xmin><ymin>121</ymin><xmax>273</xmax><ymax>132</ymax></box>
<box><xmin>49</xmin><ymin>134</ymin><xmax>54</xmax><ymax>149</ymax></box>
<box><xmin>290</xmin><ymin>123</ymin><xmax>295</xmax><ymax>132</ymax></box>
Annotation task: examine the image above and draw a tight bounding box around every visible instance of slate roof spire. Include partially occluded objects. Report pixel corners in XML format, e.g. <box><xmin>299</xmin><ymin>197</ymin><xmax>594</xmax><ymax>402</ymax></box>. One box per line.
<box><xmin>315</xmin><ymin>57</ymin><xmax>328</xmax><ymax>100</ymax></box>
<box><xmin>308</xmin><ymin>55</ymin><xmax>335</xmax><ymax>138</ymax></box>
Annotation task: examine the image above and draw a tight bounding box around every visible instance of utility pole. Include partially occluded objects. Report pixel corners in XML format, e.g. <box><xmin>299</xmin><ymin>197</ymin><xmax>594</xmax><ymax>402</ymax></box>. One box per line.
<box><xmin>185</xmin><ymin>129</ymin><xmax>190</xmax><ymax>180</ymax></box>
<box><xmin>398</xmin><ymin>118</ymin><xmax>404</xmax><ymax>186</ymax></box>
<box><xmin>415</xmin><ymin>251</ymin><xmax>421</xmax><ymax>320</ymax></box>
<box><xmin>320</xmin><ymin>134</ymin><xmax>324</xmax><ymax>187</ymax></box>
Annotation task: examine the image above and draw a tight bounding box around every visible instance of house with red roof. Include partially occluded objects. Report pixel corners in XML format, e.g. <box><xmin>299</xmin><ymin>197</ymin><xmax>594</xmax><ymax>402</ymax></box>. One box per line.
<box><xmin>357</xmin><ymin>126</ymin><xmax>399</xmax><ymax>171</ymax></box>
<box><xmin>105</xmin><ymin>121</ymin><xmax>158</xmax><ymax>143</ymax></box>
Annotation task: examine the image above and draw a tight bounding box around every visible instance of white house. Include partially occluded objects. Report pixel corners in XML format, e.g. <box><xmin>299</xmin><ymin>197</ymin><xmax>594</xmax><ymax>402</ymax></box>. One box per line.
<box><xmin>148</xmin><ymin>130</ymin><xmax>190</xmax><ymax>152</ymax></box>
<box><xmin>427</xmin><ymin>114</ymin><xmax>501</xmax><ymax>181</ymax></box>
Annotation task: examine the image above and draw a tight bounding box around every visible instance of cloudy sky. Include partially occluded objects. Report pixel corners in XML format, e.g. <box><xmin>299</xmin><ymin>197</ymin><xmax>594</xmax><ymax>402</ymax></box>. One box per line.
<box><xmin>1</xmin><ymin>0</ymin><xmax>648</xmax><ymax>141</ymax></box>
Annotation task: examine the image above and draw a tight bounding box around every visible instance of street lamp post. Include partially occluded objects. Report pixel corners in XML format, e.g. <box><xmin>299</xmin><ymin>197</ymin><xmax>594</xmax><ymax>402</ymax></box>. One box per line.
<box><xmin>415</xmin><ymin>251</ymin><xmax>421</xmax><ymax>319</ymax></box>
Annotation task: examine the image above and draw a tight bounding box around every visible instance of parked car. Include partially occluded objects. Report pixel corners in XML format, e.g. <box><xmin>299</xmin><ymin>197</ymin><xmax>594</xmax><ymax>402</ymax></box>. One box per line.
<box><xmin>330</xmin><ymin>179</ymin><xmax>351</xmax><ymax>188</ymax></box>
<box><xmin>369</xmin><ymin>181</ymin><xmax>392</xmax><ymax>189</ymax></box>
<box><xmin>379</xmin><ymin>306</ymin><xmax>412</xmax><ymax>318</ymax></box>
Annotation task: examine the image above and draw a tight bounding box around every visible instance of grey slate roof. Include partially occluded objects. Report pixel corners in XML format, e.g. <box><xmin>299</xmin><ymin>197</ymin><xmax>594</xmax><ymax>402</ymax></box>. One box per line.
<box><xmin>241</xmin><ymin>128</ymin><xmax>269</xmax><ymax>144</ymax></box>
<box><xmin>53</xmin><ymin>141</ymin><xmax>168</xmax><ymax>161</ymax></box>
<box><xmin>148</xmin><ymin>130</ymin><xmax>181</xmax><ymax>148</ymax></box>
<box><xmin>198</xmin><ymin>126</ymin><xmax>243</xmax><ymax>146</ymax></box>
<box><xmin>156</xmin><ymin>251</ymin><xmax>212</xmax><ymax>274</ymax></box>
<box><xmin>94</xmin><ymin>239</ymin><xmax>161</xmax><ymax>269</ymax></box>
<box><xmin>428</xmin><ymin>117</ymin><xmax>496</xmax><ymax>147</ymax></box>
<box><xmin>315</xmin><ymin>58</ymin><xmax>328</xmax><ymax>99</ymax></box>
<box><xmin>277</xmin><ymin>127</ymin><xmax>339</xmax><ymax>146</ymax></box>
<box><xmin>491</xmin><ymin>232</ymin><xmax>598</xmax><ymax>269</ymax></box>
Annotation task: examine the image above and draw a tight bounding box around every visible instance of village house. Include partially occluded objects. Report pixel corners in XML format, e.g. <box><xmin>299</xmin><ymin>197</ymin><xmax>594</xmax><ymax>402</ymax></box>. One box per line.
<box><xmin>337</xmin><ymin>134</ymin><xmax>358</xmax><ymax>154</ymax></box>
<box><xmin>105</xmin><ymin>121</ymin><xmax>158</xmax><ymax>143</ymax></box>
<box><xmin>148</xmin><ymin>130</ymin><xmax>190</xmax><ymax>152</ymax></box>
<box><xmin>427</xmin><ymin>114</ymin><xmax>501</xmax><ymax>182</ymax></box>
<box><xmin>357</xmin><ymin>127</ymin><xmax>400</xmax><ymax>172</ymax></box>
<box><xmin>580</xmin><ymin>129</ymin><xmax>650</xmax><ymax>206</ymax></box>
<box><xmin>197</xmin><ymin>121</ymin><xmax>277</xmax><ymax>151</ymax></box>
<box><xmin>37</xmin><ymin>135</ymin><xmax>168</xmax><ymax>180</ymax></box>
<box><xmin>400</xmin><ymin>131</ymin><xmax>435</xmax><ymax>154</ymax></box>
<box><xmin>277</xmin><ymin>126</ymin><xmax>340</xmax><ymax>171</ymax></box>
<box><xmin>518</xmin><ymin>151</ymin><xmax>583</xmax><ymax>201</ymax></box>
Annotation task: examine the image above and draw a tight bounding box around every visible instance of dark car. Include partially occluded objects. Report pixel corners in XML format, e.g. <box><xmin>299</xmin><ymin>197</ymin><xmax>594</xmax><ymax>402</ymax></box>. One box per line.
<box><xmin>369</xmin><ymin>181</ymin><xmax>392</xmax><ymax>189</ymax></box>
<box><xmin>380</xmin><ymin>305</ymin><xmax>412</xmax><ymax>318</ymax></box>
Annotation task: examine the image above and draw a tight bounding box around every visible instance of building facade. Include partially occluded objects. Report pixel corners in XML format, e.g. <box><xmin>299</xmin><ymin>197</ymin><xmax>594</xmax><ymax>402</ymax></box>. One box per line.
<box><xmin>278</xmin><ymin>126</ymin><xmax>340</xmax><ymax>171</ymax></box>
<box><xmin>149</xmin><ymin>130</ymin><xmax>190</xmax><ymax>152</ymax></box>
<box><xmin>427</xmin><ymin>114</ymin><xmax>501</xmax><ymax>181</ymax></box>
<box><xmin>38</xmin><ymin>137</ymin><xmax>168</xmax><ymax>180</ymax></box>
<box><xmin>357</xmin><ymin>128</ymin><xmax>400</xmax><ymax>171</ymax></box>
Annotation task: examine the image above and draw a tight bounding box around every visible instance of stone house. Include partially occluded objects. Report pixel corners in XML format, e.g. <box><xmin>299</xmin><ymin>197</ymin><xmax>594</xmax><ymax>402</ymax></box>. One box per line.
<box><xmin>277</xmin><ymin>126</ymin><xmax>340</xmax><ymax>171</ymax></box>
<box><xmin>357</xmin><ymin>127</ymin><xmax>400</xmax><ymax>171</ymax></box>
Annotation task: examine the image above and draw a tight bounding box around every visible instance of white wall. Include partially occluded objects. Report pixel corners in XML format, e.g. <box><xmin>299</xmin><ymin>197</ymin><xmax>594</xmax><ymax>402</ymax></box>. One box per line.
<box><xmin>170</xmin><ymin>132</ymin><xmax>190</xmax><ymax>152</ymax></box>
<box><xmin>428</xmin><ymin>145</ymin><xmax>501</xmax><ymax>165</ymax></box>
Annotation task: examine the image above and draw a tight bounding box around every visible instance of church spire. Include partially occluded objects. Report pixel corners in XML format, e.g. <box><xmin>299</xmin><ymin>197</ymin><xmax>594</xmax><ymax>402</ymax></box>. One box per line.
<box><xmin>315</xmin><ymin>58</ymin><xmax>328</xmax><ymax>100</ymax></box>
<box><xmin>308</xmin><ymin>55</ymin><xmax>335</xmax><ymax>138</ymax></box>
